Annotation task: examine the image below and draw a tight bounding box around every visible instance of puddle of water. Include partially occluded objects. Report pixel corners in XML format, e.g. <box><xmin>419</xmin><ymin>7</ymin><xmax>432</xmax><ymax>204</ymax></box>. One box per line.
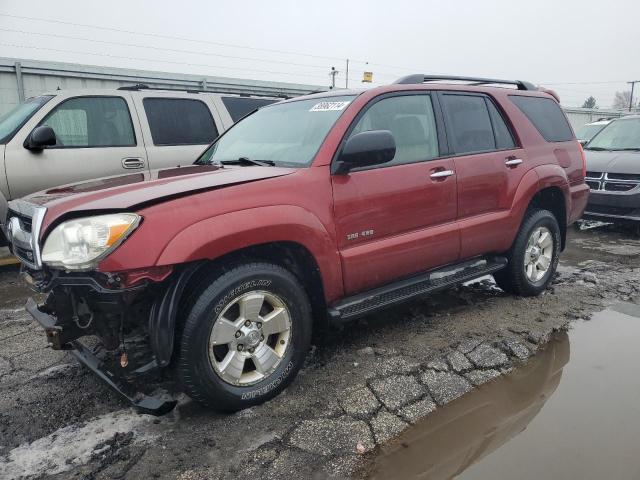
<box><xmin>364</xmin><ymin>303</ymin><xmax>640</xmax><ymax>480</ymax></box>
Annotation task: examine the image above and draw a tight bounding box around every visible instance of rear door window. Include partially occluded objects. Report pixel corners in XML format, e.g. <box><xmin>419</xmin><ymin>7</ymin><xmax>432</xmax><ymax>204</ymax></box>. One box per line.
<box><xmin>221</xmin><ymin>97</ymin><xmax>278</xmax><ymax>122</ymax></box>
<box><xmin>41</xmin><ymin>96</ymin><xmax>135</xmax><ymax>147</ymax></box>
<box><xmin>440</xmin><ymin>94</ymin><xmax>496</xmax><ymax>154</ymax></box>
<box><xmin>510</xmin><ymin>95</ymin><xmax>574</xmax><ymax>142</ymax></box>
<box><xmin>143</xmin><ymin>98</ymin><xmax>218</xmax><ymax>146</ymax></box>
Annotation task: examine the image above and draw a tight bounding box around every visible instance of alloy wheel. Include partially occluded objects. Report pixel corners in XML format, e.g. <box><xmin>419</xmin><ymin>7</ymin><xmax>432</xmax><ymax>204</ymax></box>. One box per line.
<box><xmin>208</xmin><ymin>291</ymin><xmax>292</xmax><ymax>386</ymax></box>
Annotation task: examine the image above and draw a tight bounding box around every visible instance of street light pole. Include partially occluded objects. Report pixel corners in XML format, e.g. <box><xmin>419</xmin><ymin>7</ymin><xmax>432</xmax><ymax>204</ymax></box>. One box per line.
<box><xmin>345</xmin><ymin>59</ymin><xmax>349</xmax><ymax>88</ymax></box>
<box><xmin>628</xmin><ymin>80</ymin><xmax>640</xmax><ymax>112</ymax></box>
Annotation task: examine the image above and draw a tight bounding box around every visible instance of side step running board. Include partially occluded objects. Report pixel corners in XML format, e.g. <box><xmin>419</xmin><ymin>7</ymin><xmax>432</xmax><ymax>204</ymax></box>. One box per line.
<box><xmin>328</xmin><ymin>256</ymin><xmax>507</xmax><ymax>322</ymax></box>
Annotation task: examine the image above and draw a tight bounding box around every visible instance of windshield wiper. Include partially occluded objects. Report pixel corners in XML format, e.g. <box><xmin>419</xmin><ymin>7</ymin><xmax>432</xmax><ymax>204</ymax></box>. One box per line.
<box><xmin>584</xmin><ymin>146</ymin><xmax>610</xmax><ymax>151</ymax></box>
<box><xmin>217</xmin><ymin>157</ymin><xmax>276</xmax><ymax>167</ymax></box>
<box><xmin>608</xmin><ymin>148</ymin><xmax>640</xmax><ymax>152</ymax></box>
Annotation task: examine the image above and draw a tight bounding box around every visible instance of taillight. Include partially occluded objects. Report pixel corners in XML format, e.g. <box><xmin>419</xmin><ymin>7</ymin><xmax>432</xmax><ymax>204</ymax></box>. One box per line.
<box><xmin>578</xmin><ymin>142</ymin><xmax>586</xmax><ymax>178</ymax></box>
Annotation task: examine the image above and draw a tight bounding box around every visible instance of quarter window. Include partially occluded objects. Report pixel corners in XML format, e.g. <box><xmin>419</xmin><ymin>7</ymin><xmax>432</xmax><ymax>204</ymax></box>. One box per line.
<box><xmin>41</xmin><ymin>97</ymin><xmax>135</xmax><ymax>147</ymax></box>
<box><xmin>486</xmin><ymin>100</ymin><xmax>516</xmax><ymax>149</ymax></box>
<box><xmin>143</xmin><ymin>98</ymin><xmax>218</xmax><ymax>146</ymax></box>
<box><xmin>441</xmin><ymin>94</ymin><xmax>496</xmax><ymax>155</ymax></box>
<box><xmin>510</xmin><ymin>95</ymin><xmax>574</xmax><ymax>142</ymax></box>
<box><xmin>349</xmin><ymin>95</ymin><xmax>439</xmax><ymax>167</ymax></box>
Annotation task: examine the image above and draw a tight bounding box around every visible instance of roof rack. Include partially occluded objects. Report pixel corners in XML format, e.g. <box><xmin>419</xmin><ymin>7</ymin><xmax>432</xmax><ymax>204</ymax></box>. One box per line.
<box><xmin>393</xmin><ymin>75</ymin><xmax>537</xmax><ymax>91</ymax></box>
<box><xmin>117</xmin><ymin>83</ymin><xmax>151</xmax><ymax>91</ymax></box>
<box><xmin>116</xmin><ymin>83</ymin><xmax>290</xmax><ymax>98</ymax></box>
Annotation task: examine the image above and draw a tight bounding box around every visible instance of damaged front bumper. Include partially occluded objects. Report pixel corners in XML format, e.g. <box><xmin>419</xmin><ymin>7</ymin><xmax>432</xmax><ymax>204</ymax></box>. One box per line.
<box><xmin>23</xmin><ymin>263</ymin><xmax>201</xmax><ymax>415</ymax></box>
<box><xmin>27</xmin><ymin>298</ymin><xmax>176</xmax><ymax>415</ymax></box>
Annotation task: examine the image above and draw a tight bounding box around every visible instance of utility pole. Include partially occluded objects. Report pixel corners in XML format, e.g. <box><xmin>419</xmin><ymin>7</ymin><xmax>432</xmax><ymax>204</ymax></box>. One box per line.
<box><xmin>628</xmin><ymin>80</ymin><xmax>640</xmax><ymax>112</ymax></box>
<box><xmin>345</xmin><ymin>59</ymin><xmax>349</xmax><ymax>88</ymax></box>
<box><xmin>329</xmin><ymin>66</ymin><xmax>339</xmax><ymax>89</ymax></box>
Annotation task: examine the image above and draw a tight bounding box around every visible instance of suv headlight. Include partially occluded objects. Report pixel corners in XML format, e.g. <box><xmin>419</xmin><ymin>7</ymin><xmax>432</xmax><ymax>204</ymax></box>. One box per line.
<box><xmin>42</xmin><ymin>213</ymin><xmax>140</xmax><ymax>270</ymax></box>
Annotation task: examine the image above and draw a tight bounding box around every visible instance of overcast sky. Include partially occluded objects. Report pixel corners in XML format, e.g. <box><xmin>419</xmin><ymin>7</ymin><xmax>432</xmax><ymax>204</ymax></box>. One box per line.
<box><xmin>0</xmin><ymin>0</ymin><xmax>638</xmax><ymax>107</ymax></box>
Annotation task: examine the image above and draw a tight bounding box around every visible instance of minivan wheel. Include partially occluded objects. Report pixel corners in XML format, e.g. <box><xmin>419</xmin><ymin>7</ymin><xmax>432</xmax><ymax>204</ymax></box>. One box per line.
<box><xmin>493</xmin><ymin>209</ymin><xmax>561</xmax><ymax>296</ymax></box>
<box><xmin>177</xmin><ymin>262</ymin><xmax>312</xmax><ymax>412</ymax></box>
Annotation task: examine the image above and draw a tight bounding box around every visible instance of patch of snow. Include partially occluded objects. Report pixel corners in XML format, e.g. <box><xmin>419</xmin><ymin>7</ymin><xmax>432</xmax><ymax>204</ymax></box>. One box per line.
<box><xmin>0</xmin><ymin>409</ymin><xmax>162</xmax><ymax>479</ymax></box>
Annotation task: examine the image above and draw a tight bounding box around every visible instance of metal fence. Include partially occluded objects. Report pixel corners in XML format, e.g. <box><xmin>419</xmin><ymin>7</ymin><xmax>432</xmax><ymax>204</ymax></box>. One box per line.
<box><xmin>563</xmin><ymin>107</ymin><xmax>631</xmax><ymax>131</ymax></box>
<box><xmin>0</xmin><ymin>57</ymin><xmax>325</xmax><ymax>115</ymax></box>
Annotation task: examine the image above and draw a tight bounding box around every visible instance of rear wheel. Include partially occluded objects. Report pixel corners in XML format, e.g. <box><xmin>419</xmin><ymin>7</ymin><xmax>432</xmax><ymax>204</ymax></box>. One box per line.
<box><xmin>178</xmin><ymin>262</ymin><xmax>312</xmax><ymax>412</ymax></box>
<box><xmin>494</xmin><ymin>209</ymin><xmax>561</xmax><ymax>296</ymax></box>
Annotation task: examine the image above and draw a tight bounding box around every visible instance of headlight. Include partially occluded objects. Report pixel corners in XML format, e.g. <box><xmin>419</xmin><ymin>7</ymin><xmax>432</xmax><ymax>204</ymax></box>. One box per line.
<box><xmin>42</xmin><ymin>213</ymin><xmax>140</xmax><ymax>270</ymax></box>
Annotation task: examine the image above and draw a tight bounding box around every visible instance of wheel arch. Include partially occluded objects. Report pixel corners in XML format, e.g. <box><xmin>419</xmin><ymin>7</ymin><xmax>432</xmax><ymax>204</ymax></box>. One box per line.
<box><xmin>528</xmin><ymin>186</ymin><xmax>568</xmax><ymax>250</ymax></box>
<box><xmin>182</xmin><ymin>241</ymin><xmax>329</xmax><ymax>328</ymax></box>
<box><xmin>151</xmin><ymin>240</ymin><xmax>331</xmax><ymax>368</ymax></box>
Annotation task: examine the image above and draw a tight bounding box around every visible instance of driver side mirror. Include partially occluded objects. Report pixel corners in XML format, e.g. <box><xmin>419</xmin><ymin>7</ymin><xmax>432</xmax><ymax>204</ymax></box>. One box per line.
<box><xmin>24</xmin><ymin>125</ymin><xmax>57</xmax><ymax>151</ymax></box>
<box><xmin>332</xmin><ymin>130</ymin><xmax>396</xmax><ymax>174</ymax></box>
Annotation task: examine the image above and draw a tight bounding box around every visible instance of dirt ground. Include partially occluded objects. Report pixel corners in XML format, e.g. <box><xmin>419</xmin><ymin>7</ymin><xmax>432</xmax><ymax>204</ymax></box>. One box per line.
<box><xmin>1</xmin><ymin>223</ymin><xmax>639</xmax><ymax>480</ymax></box>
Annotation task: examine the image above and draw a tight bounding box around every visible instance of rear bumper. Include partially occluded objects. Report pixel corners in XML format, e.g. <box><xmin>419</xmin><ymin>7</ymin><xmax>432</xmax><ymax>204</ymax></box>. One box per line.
<box><xmin>583</xmin><ymin>188</ymin><xmax>640</xmax><ymax>221</ymax></box>
<box><xmin>568</xmin><ymin>182</ymin><xmax>590</xmax><ymax>224</ymax></box>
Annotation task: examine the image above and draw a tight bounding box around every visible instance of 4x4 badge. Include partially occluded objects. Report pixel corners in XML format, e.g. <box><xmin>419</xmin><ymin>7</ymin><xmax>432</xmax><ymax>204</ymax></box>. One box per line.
<box><xmin>346</xmin><ymin>229</ymin><xmax>374</xmax><ymax>241</ymax></box>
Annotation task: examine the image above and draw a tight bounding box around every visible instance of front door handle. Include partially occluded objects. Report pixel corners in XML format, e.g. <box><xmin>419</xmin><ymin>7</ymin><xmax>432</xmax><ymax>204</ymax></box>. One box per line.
<box><xmin>505</xmin><ymin>158</ymin><xmax>523</xmax><ymax>167</ymax></box>
<box><xmin>122</xmin><ymin>157</ymin><xmax>145</xmax><ymax>169</ymax></box>
<box><xmin>430</xmin><ymin>170</ymin><xmax>455</xmax><ymax>179</ymax></box>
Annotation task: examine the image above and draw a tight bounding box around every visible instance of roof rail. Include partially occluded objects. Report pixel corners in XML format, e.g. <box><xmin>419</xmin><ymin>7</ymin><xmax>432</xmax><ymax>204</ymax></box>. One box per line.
<box><xmin>393</xmin><ymin>75</ymin><xmax>537</xmax><ymax>91</ymax></box>
<box><xmin>116</xmin><ymin>83</ymin><xmax>290</xmax><ymax>98</ymax></box>
<box><xmin>117</xmin><ymin>83</ymin><xmax>151</xmax><ymax>91</ymax></box>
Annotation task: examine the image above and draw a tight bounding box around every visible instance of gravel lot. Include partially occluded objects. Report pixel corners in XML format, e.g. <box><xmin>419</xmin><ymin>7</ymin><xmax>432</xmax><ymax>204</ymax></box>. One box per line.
<box><xmin>1</xmin><ymin>224</ymin><xmax>639</xmax><ymax>480</ymax></box>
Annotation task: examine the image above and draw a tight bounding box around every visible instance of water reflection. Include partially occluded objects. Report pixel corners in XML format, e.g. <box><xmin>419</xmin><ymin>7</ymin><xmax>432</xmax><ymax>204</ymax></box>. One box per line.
<box><xmin>365</xmin><ymin>333</ymin><xmax>569</xmax><ymax>480</ymax></box>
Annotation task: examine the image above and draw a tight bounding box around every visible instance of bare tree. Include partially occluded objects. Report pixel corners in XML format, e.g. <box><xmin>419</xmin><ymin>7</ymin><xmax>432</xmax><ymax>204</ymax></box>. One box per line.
<box><xmin>582</xmin><ymin>96</ymin><xmax>597</xmax><ymax>109</ymax></box>
<box><xmin>613</xmin><ymin>91</ymin><xmax>635</xmax><ymax>110</ymax></box>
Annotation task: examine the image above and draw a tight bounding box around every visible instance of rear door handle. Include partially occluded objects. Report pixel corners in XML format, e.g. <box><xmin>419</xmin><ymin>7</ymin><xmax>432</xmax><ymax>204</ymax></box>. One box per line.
<box><xmin>122</xmin><ymin>157</ymin><xmax>145</xmax><ymax>169</ymax></box>
<box><xmin>505</xmin><ymin>158</ymin><xmax>523</xmax><ymax>167</ymax></box>
<box><xmin>430</xmin><ymin>170</ymin><xmax>455</xmax><ymax>179</ymax></box>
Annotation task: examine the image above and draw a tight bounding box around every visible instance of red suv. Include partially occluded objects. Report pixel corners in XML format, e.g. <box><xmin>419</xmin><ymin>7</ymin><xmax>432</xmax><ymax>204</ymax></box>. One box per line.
<box><xmin>6</xmin><ymin>75</ymin><xmax>588</xmax><ymax>414</ymax></box>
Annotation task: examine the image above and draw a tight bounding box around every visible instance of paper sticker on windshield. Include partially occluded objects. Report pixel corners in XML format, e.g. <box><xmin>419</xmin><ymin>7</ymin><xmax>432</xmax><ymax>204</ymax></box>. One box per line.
<box><xmin>309</xmin><ymin>101</ymin><xmax>351</xmax><ymax>112</ymax></box>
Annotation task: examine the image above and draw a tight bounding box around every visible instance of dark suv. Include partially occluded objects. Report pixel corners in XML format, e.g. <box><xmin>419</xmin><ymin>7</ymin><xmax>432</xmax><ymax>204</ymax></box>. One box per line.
<box><xmin>583</xmin><ymin>115</ymin><xmax>640</xmax><ymax>223</ymax></box>
<box><xmin>7</xmin><ymin>75</ymin><xmax>588</xmax><ymax>414</ymax></box>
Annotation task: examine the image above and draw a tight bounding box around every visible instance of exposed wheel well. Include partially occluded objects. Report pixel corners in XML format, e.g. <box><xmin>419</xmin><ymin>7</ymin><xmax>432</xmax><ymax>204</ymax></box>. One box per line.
<box><xmin>528</xmin><ymin>187</ymin><xmax>567</xmax><ymax>250</ymax></box>
<box><xmin>180</xmin><ymin>242</ymin><xmax>328</xmax><ymax>330</ymax></box>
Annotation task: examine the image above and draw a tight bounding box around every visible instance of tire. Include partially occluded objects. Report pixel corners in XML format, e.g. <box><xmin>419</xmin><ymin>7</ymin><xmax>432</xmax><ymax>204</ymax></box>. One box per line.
<box><xmin>493</xmin><ymin>209</ymin><xmax>561</xmax><ymax>296</ymax></box>
<box><xmin>177</xmin><ymin>262</ymin><xmax>312</xmax><ymax>412</ymax></box>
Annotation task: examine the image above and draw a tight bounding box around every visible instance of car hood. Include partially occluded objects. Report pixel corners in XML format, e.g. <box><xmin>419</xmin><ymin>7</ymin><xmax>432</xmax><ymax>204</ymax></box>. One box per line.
<box><xmin>585</xmin><ymin>150</ymin><xmax>640</xmax><ymax>174</ymax></box>
<box><xmin>21</xmin><ymin>164</ymin><xmax>296</xmax><ymax>225</ymax></box>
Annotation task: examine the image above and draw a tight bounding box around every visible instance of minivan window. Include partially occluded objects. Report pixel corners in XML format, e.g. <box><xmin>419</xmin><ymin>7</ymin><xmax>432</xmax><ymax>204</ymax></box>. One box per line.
<box><xmin>349</xmin><ymin>94</ymin><xmax>439</xmax><ymax>166</ymax></box>
<box><xmin>510</xmin><ymin>95</ymin><xmax>574</xmax><ymax>142</ymax></box>
<box><xmin>441</xmin><ymin>94</ymin><xmax>496</xmax><ymax>154</ymax></box>
<box><xmin>41</xmin><ymin>96</ymin><xmax>135</xmax><ymax>147</ymax></box>
<box><xmin>221</xmin><ymin>97</ymin><xmax>278</xmax><ymax>122</ymax></box>
<box><xmin>0</xmin><ymin>95</ymin><xmax>53</xmax><ymax>144</ymax></box>
<box><xmin>143</xmin><ymin>98</ymin><xmax>218</xmax><ymax>146</ymax></box>
<box><xmin>197</xmin><ymin>95</ymin><xmax>355</xmax><ymax>167</ymax></box>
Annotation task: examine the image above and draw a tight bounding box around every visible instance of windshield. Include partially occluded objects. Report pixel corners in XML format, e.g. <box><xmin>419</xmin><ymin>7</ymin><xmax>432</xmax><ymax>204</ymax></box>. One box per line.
<box><xmin>586</xmin><ymin>118</ymin><xmax>640</xmax><ymax>150</ymax></box>
<box><xmin>576</xmin><ymin>123</ymin><xmax>606</xmax><ymax>142</ymax></box>
<box><xmin>197</xmin><ymin>95</ymin><xmax>355</xmax><ymax>167</ymax></box>
<box><xmin>0</xmin><ymin>95</ymin><xmax>54</xmax><ymax>144</ymax></box>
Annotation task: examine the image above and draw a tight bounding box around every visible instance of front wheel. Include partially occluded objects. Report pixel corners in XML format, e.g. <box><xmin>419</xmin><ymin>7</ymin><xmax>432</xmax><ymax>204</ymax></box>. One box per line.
<box><xmin>493</xmin><ymin>209</ymin><xmax>561</xmax><ymax>296</ymax></box>
<box><xmin>177</xmin><ymin>262</ymin><xmax>312</xmax><ymax>412</ymax></box>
